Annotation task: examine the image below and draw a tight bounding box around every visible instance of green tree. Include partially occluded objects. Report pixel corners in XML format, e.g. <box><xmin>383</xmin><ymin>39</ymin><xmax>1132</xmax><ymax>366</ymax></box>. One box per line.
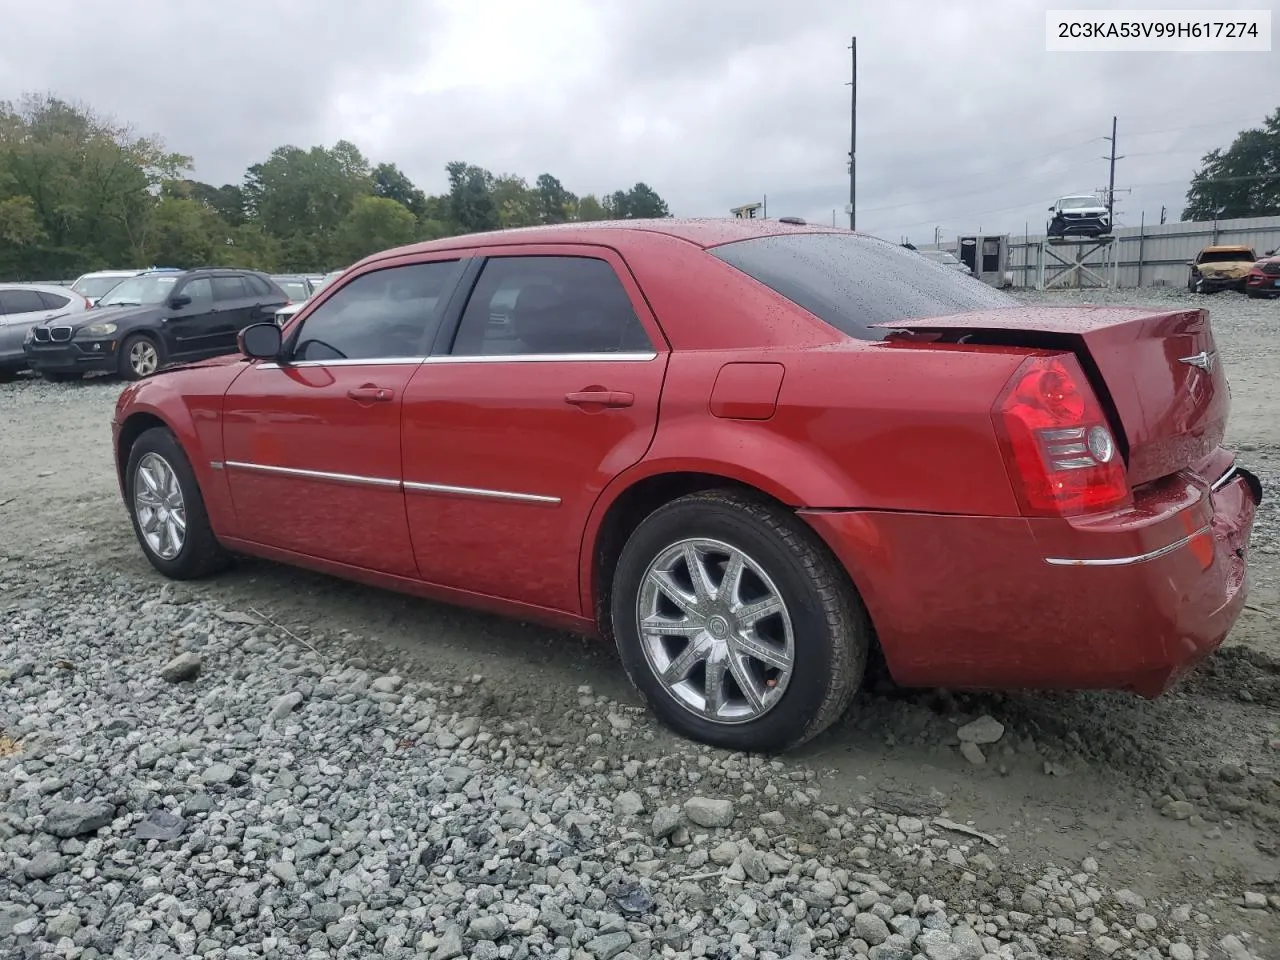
<box><xmin>243</xmin><ymin>139</ymin><xmax>373</xmax><ymax>266</ymax></box>
<box><xmin>574</xmin><ymin>193</ymin><xmax>608</xmax><ymax>221</ymax></box>
<box><xmin>491</xmin><ymin>174</ymin><xmax>539</xmax><ymax>228</ymax></box>
<box><xmin>445</xmin><ymin>161</ymin><xmax>499</xmax><ymax>233</ymax></box>
<box><xmin>1183</xmin><ymin>108</ymin><xmax>1280</xmax><ymax>220</ymax></box>
<box><xmin>603</xmin><ymin>182</ymin><xmax>671</xmax><ymax>219</ymax></box>
<box><xmin>372</xmin><ymin>162</ymin><xmax>427</xmax><ymax>219</ymax></box>
<box><xmin>143</xmin><ymin>196</ymin><xmax>229</xmax><ymax>267</ymax></box>
<box><xmin>334</xmin><ymin>195</ymin><xmax>418</xmax><ymax>262</ymax></box>
<box><xmin>0</xmin><ymin>93</ymin><xmax>189</xmax><ymax>276</ymax></box>
<box><xmin>535</xmin><ymin>173</ymin><xmax>576</xmax><ymax>224</ymax></box>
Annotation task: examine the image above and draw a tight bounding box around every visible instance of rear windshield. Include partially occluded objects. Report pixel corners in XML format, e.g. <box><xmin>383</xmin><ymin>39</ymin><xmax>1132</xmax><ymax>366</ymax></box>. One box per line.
<box><xmin>710</xmin><ymin>232</ymin><xmax>1016</xmax><ymax>340</ymax></box>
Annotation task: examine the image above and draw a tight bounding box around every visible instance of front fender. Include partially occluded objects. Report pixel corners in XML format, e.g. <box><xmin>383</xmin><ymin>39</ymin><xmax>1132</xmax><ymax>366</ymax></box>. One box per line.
<box><xmin>114</xmin><ymin>373</ymin><xmax>239</xmax><ymax>537</ymax></box>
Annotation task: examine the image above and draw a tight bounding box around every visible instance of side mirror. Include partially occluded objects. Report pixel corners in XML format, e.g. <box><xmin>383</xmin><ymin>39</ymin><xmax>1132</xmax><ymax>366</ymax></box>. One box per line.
<box><xmin>1265</xmin><ymin>249</ymin><xmax>1276</xmax><ymax>257</ymax></box>
<box><xmin>238</xmin><ymin>322</ymin><xmax>283</xmax><ymax>360</ymax></box>
<box><xmin>1048</xmin><ymin>206</ymin><xmax>1055</xmax><ymax>212</ymax></box>
<box><xmin>169</xmin><ymin>294</ymin><xmax>192</xmax><ymax>309</ymax></box>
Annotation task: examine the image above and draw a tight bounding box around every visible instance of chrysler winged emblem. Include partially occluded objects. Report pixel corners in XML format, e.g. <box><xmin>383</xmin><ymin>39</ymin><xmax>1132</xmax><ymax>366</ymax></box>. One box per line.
<box><xmin>1178</xmin><ymin>350</ymin><xmax>1216</xmax><ymax>373</ymax></box>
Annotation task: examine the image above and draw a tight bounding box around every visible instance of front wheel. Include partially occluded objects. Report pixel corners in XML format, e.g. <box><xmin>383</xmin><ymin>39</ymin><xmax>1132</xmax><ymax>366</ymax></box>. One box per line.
<box><xmin>609</xmin><ymin>490</ymin><xmax>870</xmax><ymax>753</ymax></box>
<box><xmin>125</xmin><ymin>426</ymin><xmax>231</xmax><ymax>579</ymax></box>
<box><xmin>119</xmin><ymin>333</ymin><xmax>162</xmax><ymax>381</ymax></box>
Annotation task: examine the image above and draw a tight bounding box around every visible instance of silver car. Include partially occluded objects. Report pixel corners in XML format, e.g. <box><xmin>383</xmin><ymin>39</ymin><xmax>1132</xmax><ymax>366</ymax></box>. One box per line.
<box><xmin>0</xmin><ymin>284</ymin><xmax>90</xmax><ymax>380</ymax></box>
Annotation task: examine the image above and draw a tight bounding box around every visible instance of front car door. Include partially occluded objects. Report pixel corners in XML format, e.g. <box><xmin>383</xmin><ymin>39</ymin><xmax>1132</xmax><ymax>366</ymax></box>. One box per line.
<box><xmin>220</xmin><ymin>256</ymin><xmax>468</xmax><ymax>576</ymax></box>
<box><xmin>401</xmin><ymin>246</ymin><xmax>669</xmax><ymax>614</ymax></box>
<box><xmin>159</xmin><ymin>276</ymin><xmax>217</xmax><ymax>358</ymax></box>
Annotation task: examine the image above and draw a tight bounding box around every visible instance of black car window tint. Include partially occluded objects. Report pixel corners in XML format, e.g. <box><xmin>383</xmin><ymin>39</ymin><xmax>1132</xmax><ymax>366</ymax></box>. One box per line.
<box><xmin>290</xmin><ymin>260</ymin><xmax>465</xmax><ymax>362</ymax></box>
<box><xmin>450</xmin><ymin>256</ymin><xmax>652</xmax><ymax>356</ymax></box>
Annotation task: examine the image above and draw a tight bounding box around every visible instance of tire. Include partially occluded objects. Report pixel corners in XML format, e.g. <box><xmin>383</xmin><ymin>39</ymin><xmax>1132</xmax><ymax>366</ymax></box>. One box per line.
<box><xmin>119</xmin><ymin>333</ymin><xmax>162</xmax><ymax>381</ymax></box>
<box><xmin>40</xmin><ymin>370</ymin><xmax>82</xmax><ymax>382</ymax></box>
<box><xmin>124</xmin><ymin>426</ymin><xmax>231</xmax><ymax>580</ymax></box>
<box><xmin>609</xmin><ymin>489</ymin><xmax>870</xmax><ymax>753</ymax></box>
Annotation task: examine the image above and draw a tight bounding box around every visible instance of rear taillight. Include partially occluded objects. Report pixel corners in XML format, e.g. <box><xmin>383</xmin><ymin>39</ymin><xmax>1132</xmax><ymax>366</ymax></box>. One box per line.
<box><xmin>992</xmin><ymin>354</ymin><xmax>1130</xmax><ymax>517</ymax></box>
<box><xmin>83</xmin><ymin>297</ymin><xmax>93</xmax><ymax>309</ymax></box>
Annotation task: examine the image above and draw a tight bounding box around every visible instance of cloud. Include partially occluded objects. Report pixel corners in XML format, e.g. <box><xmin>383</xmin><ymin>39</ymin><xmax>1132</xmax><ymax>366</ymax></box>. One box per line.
<box><xmin>0</xmin><ymin>0</ymin><xmax>1274</xmax><ymax>243</ymax></box>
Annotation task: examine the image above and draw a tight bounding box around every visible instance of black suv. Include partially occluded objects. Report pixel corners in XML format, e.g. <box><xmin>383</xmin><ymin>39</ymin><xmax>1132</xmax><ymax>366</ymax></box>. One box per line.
<box><xmin>24</xmin><ymin>268</ymin><xmax>288</xmax><ymax>381</ymax></box>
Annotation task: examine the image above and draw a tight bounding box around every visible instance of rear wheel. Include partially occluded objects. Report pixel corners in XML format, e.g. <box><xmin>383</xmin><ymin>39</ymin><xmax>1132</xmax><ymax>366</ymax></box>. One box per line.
<box><xmin>609</xmin><ymin>490</ymin><xmax>870</xmax><ymax>753</ymax></box>
<box><xmin>125</xmin><ymin>426</ymin><xmax>230</xmax><ymax>579</ymax></box>
<box><xmin>119</xmin><ymin>333</ymin><xmax>162</xmax><ymax>381</ymax></box>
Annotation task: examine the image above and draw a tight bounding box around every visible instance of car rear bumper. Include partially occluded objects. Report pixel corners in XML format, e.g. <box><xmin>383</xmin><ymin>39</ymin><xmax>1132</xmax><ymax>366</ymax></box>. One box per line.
<box><xmin>800</xmin><ymin>459</ymin><xmax>1260</xmax><ymax>697</ymax></box>
<box><xmin>23</xmin><ymin>338</ymin><xmax>119</xmax><ymax>373</ymax></box>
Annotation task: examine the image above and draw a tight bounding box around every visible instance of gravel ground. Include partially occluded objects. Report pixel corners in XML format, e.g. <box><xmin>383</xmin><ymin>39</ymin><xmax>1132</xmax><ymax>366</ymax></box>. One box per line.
<box><xmin>2</xmin><ymin>286</ymin><xmax>1279</xmax><ymax>960</ymax></box>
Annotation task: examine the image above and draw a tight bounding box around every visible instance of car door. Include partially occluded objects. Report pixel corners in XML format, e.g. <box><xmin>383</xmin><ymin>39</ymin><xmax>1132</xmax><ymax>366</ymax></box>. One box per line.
<box><xmin>221</xmin><ymin>255</ymin><xmax>468</xmax><ymax>576</ymax></box>
<box><xmin>402</xmin><ymin>246</ymin><xmax>669</xmax><ymax>614</ymax></box>
<box><xmin>207</xmin><ymin>275</ymin><xmax>257</xmax><ymax>354</ymax></box>
<box><xmin>159</xmin><ymin>277</ymin><xmax>217</xmax><ymax>358</ymax></box>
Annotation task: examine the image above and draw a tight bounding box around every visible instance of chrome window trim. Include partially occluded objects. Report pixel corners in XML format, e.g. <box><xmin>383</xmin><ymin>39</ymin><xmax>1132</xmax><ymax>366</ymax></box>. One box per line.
<box><xmin>1043</xmin><ymin>525</ymin><xmax>1212</xmax><ymax>567</ymax></box>
<box><xmin>426</xmin><ymin>351</ymin><xmax>658</xmax><ymax>364</ymax></box>
<box><xmin>252</xmin><ymin>351</ymin><xmax>659</xmax><ymax>371</ymax></box>
<box><xmin>224</xmin><ymin>460</ymin><xmax>400</xmax><ymax>489</ymax></box>
<box><xmin>224</xmin><ymin>459</ymin><xmax>558</xmax><ymax>505</ymax></box>
<box><xmin>403</xmin><ymin>480</ymin><xmax>560</xmax><ymax>505</ymax></box>
<box><xmin>1210</xmin><ymin>465</ymin><xmax>1238</xmax><ymax>492</ymax></box>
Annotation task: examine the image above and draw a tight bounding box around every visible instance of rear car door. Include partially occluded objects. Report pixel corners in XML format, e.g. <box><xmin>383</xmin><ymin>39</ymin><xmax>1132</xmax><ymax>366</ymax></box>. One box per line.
<box><xmin>221</xmin><ymin>256</ymin><xmax>468</xmax><ymax>576</ymax></box>
<box><xmin>208</xmin><ymin>275</ymin><xmax>257</xmax><ymax>353</ymax></box>
<box><xmin>402</xmin><ymin>247</ymin><xmax>669</xmax><ymax>613</ymax></box>
<box><xmin>159</xmin><ymin>277</ymin><xmax>218</xmax><ymax>358</ymax></box>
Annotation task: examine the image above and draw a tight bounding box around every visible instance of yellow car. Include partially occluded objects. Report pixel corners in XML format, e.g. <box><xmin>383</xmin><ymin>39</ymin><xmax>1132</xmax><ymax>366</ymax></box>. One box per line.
<box><xmin>1188</xmin><ymin>245</ymin><xmax>1258</xmax><ymax>293</ymax></box>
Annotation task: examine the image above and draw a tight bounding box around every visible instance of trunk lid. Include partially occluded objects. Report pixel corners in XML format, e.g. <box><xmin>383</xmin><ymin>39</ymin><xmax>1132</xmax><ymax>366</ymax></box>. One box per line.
<box><xmin>875</xmin><ymin>305</ymin><xmax>1228</xmax><ymax>487</ymax></box>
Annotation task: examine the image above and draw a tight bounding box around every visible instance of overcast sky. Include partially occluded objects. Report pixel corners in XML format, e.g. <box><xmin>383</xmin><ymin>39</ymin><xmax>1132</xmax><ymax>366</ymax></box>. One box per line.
<box><xmin>1</xmin><ymin>0</ymin><xmax>1275</xmax><ymax>244</ymax></box>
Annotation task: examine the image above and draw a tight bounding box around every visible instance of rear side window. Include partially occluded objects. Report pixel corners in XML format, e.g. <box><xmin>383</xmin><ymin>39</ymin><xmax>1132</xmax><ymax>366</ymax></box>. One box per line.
<box><xmin>0</xmin><ymin>289</ymin><xmax>48</xmax><ymax>314</ymax></box>
<box><xmin>450</xmin><ymin>255</ymin><xmax>652</xmax><ymax>356</ymax></box>
<box><xmin>212</xmin><ymin>276</ymin><xmax>249</xmax><ymax>301</ymax></box>
<box><xmin>710</xmin><ymin>233</ymin><xmax>1017</xmax><ymax>341</ymax></box>
<box><xmin>243</xmin><ymin>274</ymin><xmax>272</xmax><ymax>296</ymax></box>
<box><xmin>38</xmin><ymin>291</ymin><xmax>71</xmax><ymax>310</ymax></box>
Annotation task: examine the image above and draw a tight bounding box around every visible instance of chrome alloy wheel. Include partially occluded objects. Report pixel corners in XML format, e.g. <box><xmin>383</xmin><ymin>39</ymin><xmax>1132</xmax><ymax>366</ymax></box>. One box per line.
<box><xmin>134</xmin><ymin>452</ymin><xmax>186</xmax><ymax>560</ymax></box>
<box><xmin>636</xmin><ymin>538</ymin><xmax>795</xmax><ymax>724</ymax></box>
<box><xmin>129</xmin><ymin>339</ymin><xmax>159</xmax><ymax>377</ymax></box>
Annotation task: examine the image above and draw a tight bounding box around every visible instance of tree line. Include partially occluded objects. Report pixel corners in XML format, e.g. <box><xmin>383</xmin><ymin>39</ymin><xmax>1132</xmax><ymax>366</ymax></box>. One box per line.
<box><xmin>0</xmin><ymin>93</ymin><xmax>672</xmax><ymax>280</ymax></box>
<box><xmin>1181</xmin><ymin>107</ymin><xmax>1279</xmax><ymax>221</ymax></box>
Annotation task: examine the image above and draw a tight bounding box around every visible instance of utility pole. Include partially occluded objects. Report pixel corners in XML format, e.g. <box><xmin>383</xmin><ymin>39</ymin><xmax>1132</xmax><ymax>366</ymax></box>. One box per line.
<box><xmin>1102</xmin><ymin>116</ymin><xmax>1123</xmax><ymax>223</ymax></box>
<box><xmin>1160</xmin><ymin>205</ymin><xmax>1167</xmax><ymax>225</ymax></box>
<box><xmin>847</xmin><ymin>37</ymin><xmax>856</xmax><ymax>231</ymax></box>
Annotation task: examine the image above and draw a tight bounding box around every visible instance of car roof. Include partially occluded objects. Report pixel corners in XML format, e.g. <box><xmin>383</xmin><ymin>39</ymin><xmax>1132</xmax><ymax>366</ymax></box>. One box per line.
<box><xmin>77</xmin><ymin>269</ymin><xmax>142</xmax><ymax>278</ymax></box>
<box><xmin>0</xmin><ymin>282</ymin><xmax>80</xmax><ymax>294</ymax></box>
<box><xmin>359</xmin><ymin>217</ymin><xmax>849</xmax><ymax>265</ymax></box>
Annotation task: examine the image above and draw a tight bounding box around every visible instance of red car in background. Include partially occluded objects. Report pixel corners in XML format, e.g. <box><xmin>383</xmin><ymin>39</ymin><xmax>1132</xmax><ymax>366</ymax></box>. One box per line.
<box><xmin>1245</xmin><ymin>252</ymin><xmax>1280</xmax><ymax>298</ymax></box>
<box><xmin>110</xmin><ymin>219</ymin><xmax>1261</xmax><ymax>753</ymax></box>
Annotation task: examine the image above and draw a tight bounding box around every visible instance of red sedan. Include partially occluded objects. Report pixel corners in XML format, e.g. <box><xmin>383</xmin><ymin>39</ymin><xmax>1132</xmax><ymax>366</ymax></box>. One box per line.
<box><xmin>1245</xmin><ymin>253</ymin><xmax>1280</xmax><ymax>298</ymax></box>
<box><xmin>111</xmin><ymin>219</ymin><xmax>1262</xmax><ymax>752</ymax></box>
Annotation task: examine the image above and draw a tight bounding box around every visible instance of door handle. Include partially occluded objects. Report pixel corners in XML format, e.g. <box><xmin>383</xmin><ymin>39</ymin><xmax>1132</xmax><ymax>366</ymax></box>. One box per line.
<box><xmin>565</xmin><ymin>389</ymin><xmax>634</xmax><ymax>408</ymax></box>
<box><xmin>347</xmin><ymin>385</ymin><xmax>395</xmax><ymax>403</ymax></box>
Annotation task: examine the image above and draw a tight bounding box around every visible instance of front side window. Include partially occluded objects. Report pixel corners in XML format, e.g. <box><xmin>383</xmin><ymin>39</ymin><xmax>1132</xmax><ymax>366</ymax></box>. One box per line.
<box><xmin>290</xmin><ymin>260</ymin><xmax>464</xmax><ymax>362</ymax></box>
<box><xmin>449</xmin><ymin>255</ymin><xmax>652</xmax><ymax>356</ymax></box>
<box><xmin>710</xmin><ymin>232</ymin><xmax>1016</xmax><ymax>341</ymax></box>
<box><xmin>180</xmin><ymin>278</ymin><xmax>214</xmax><ymax>308</ymax></box>
<box><xmin>98</xmin><ymin>274</ymin><xmax>180</xmax><ymax>307</ymax></box>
